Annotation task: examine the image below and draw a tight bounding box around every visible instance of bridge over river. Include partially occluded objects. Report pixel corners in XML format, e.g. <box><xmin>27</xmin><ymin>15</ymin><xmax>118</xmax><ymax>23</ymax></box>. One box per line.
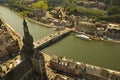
<box><xmin>34</xmin><ymin>28</ymin><xmax>72</xmax><ymax>50</ymax></box>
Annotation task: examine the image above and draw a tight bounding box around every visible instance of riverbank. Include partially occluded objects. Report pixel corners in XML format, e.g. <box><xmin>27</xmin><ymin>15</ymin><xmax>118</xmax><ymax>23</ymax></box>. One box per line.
<box><xmin>25</xmin><ymin>17</ymin><xmax>55</xmax><ymax>28</ymax></box>
<box><xmin>89</xmin><ymin>34</ymin><xmax>120</xmax><ymax>44</ymax></box>
<box><xmin>1</xmin><ymin>5</ymin><xmax>55</xmax><ymax>28</ymax></box>
<box><xmin>75</xmin><ymin>31</ymin><xmax>120</xmax><ymax>44</ymax></box>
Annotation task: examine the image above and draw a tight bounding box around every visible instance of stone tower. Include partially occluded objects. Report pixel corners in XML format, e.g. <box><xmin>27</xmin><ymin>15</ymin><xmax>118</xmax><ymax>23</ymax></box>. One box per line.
<box><xmin>22</xmin><ymin>19</ymin><xmax>34</xmax><ymax>56</ymax></box>
<box><xmin>21</xmin><ymin>18</ymin><xmax>47</xmax><ymax>80</ymax></box>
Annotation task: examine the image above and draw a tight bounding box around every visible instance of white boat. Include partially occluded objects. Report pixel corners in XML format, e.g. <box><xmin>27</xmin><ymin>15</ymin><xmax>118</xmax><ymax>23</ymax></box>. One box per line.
<box><xmin>75</xmin><ymin>34</ymin><xmax>92</xmax><ymax>41</ymax></box>
<box><xmin>76</xmin><ymin>31</ymin><xmax>85</xmax><ymax>34</ymax></box>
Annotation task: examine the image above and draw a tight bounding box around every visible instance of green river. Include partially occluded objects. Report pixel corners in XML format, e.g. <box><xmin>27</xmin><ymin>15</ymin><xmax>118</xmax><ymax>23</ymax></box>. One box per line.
<box><xmin>0</xmin><ymin>6</ymin><xmax>120</xmax><ymax>71</ymax></box>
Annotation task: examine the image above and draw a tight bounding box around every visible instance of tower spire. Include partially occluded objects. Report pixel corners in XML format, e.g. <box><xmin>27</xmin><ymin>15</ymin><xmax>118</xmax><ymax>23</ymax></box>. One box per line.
<box><xmin>21</xmin><ymin>18</ymin><xmax>48</xmax><ymax>80</ymax></box>
<box><xmin>22</xmin><ymin>18</ymin><xmax>34</xmax><ymax>56</ymax></box>
<box><xmin>23</xmin><ymin>18</ymin><xmax>27</xmax><ymax>27</ymax></box>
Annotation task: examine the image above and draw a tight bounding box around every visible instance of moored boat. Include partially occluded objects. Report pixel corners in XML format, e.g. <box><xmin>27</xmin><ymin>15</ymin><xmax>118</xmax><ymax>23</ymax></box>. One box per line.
<box><xmin>75</xmin><ymin>34</ymin><xmax>92</xmax><ymax>41</ymax></box>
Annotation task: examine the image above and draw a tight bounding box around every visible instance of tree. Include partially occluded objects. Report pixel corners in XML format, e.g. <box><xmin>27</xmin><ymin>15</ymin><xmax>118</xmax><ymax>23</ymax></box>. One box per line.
<box><xmin>32</xmin><ymin>1</ymin><xmax>48</xmax><ymax>10</ymax></box>
<box><xmin>0</xmin><ymin>0</ymin><xmax>8</xmax><ymax>3</ymax></box>
<box><xmin>88</xmin><ymin>0</ymin><xmax>111</xmax><ymax>5</ymax></box>
<box><xmin>107</xmin><ymin>6</ymin><xmax>120</xmax><ymax>15</ymax></box>
<box><xmin>107</xmin><ymin>14</ymin><xmax>120</xmax><ymax>23</ymax></box>
<box><xmin>110</xmin><ymin>0</ymin><xmax>120</xmax><ymax>6</ymax></box>
<box><xmin>62</xmin><ymin>0</ymin><xmax>76</xmax><ymax>15</ymax></box>
<box><xmin>19</xmin><ymin>11</ymin><xmax>29</xmax><ymax>17</ymax></box>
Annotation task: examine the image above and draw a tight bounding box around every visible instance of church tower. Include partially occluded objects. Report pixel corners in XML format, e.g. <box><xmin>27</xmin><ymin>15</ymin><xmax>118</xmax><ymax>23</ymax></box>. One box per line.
<box><xmin>22</xmin><ymin>19</ymin><xmax>34</xmax><ymax>56</ymax></box>
<box><xmin>21</xmin><ymin>18</ymin><xmax>47</xmax><ymax>80</ymax></box>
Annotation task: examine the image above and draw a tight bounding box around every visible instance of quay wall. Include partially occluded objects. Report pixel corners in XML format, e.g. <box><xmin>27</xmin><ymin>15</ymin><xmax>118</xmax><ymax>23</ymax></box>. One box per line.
<box><xmin>50</xmin><ymin>56</ymin><xmax>120</xmax><ymax>80</ymax></box>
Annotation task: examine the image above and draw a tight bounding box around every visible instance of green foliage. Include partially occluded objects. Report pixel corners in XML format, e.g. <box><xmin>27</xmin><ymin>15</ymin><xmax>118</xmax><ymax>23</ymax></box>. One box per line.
<box><xmin>72</xmin><ymin>7</ymin><xmax>107</xmax><ymax>19</ymax></box>
<box><xmin>7</xmin><ymin>0</ymin><xmax>120</xmax><ymax>23</ymax></box>
<box><xmin>77</xmin><ymin>2</ymin><xmax>84</xmax><ymax>6</ymax></box>
<box><xmin>62</xmin><ymin>0</ymin><xmax>76</xmax><ymax>15</ymax></box>
<box><xmin>19</xmin><ymin>11</ymin><xmax>29</xmax><ymax>17</ymax></box>
<box><xmin>8</xmin><ymin>0</ymin><xmax>31</xmax><ymax>11</ymax></box>
<box><xmin>106</xmin><ymin>5</ymin><xmax>120</xmax><ymax>23</ymax></box>
<box><xmin>101</xmin><ymin>0</ymin><xmax>110</xmax><ymax>4</ymax></box>
<box><xmin>110</xmin><ymin>0</ymin><xmax>120</xmax><ymax>6</ymax></box>
<box><xmin>107</xmin><ymin>14</ymin><xmax>120</xmax><ymax>23</ymax></box>
<box><xmin>107</xmin><ymin>6</ymin><xmax>120</xmax><ymax>15</ymax></box>
<box><xmin>9</xmin><ymin>3</ymin><xmax>29</xmax><ymax>11</ymax></box>
<box><xmin>62</xmin><ymin>0</ymin><xmax>120</xmax><ymax>23</ymax></box>
<box><xmin>48</xmin><ymin>0</ymin><xmax>63</xmax><ymax>6</ymax></box>
<box><xmin>89</xmin><ymin>0</ymin><xmax>120</xmax><ymax>5</ymax></box>
<box><xmin>47</xmin><ymin>0</ymin><xmax>63</xmax><ymax>10</ymax></box>
<box><xmin>0</xmin><ymin>0</ymin><xmax>8</xmax><ymax>3</ymax></box>
<box><xmin>32</xmin><ymin>1</ymin><xmax>48</xmax><ymax>10</ymax></box>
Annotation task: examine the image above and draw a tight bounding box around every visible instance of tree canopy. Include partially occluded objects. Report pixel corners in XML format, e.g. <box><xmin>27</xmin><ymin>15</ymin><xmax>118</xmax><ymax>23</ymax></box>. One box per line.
<box><xmin>107</xmin><ymin>6</ymin><xmax>120</xmax><ymax>15</ymax></box>
<box><xmin>89</xmin><ymin>0</ymin><xmax>120</xmax><ymax>5</ymax></box>
<box><xmin>32</xmin><ymin>1</ymin><xmax>48</xmax><ymax>10</ymax></box>
<box><xmin>110</xmin><ymin>0</ymin><xmax>120</xmax><ymax>6</ymax></box>
<box><xmin>0</xmin><ymin>0</ymin><xmax>8</xmax><ymax>3</ymax></box>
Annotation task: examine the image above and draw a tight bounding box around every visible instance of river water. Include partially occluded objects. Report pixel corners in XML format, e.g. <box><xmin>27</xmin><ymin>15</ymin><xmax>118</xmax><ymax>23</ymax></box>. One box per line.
<box><xmin>0</xmin><ymin>6</ymin><xmax>120</xmax><ymax>71</ymax></box>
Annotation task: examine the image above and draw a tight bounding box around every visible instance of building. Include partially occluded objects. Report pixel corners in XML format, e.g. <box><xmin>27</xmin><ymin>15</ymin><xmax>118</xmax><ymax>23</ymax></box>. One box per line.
<box><xmin>0</xmin><ymin>19</ymin><xmax>20</xmax><ymax>60</ymax></box>
<box><xmin>95</xmin><ymin>22</ymin><xmax>107</xmax><ymax>37</ymax></box>
<box><xmin>105</xmin><ymin>24</ymin><xmax>120</xmax><ymax>40</ymax></box>
<box><xmin>50</xmin><ymin>55</ymin><xmax>82</xmax><ymax>77</ymax></box>
<box><xmin>50</xmin><ymin>55</ymin><xmax>120</xmax><ymax>80</ymax></box>
<box><xmin>50</xmin><ymin>7</ymin><xmax>67</xmax><ymax>20</ymax></box>
<box><xmin>76</xmin><ymin>21</ymin><xmax>96</xmax><ymax>35</ymax></box>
